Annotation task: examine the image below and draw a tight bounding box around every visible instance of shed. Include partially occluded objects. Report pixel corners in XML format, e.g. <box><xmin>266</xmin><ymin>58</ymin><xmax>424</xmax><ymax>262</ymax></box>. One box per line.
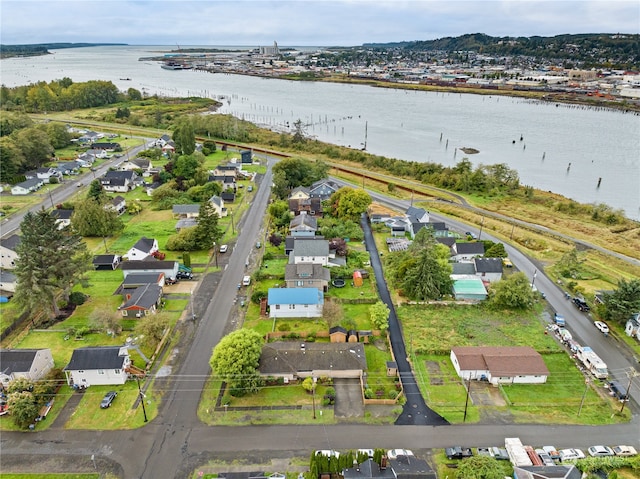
<box><xmin>452</xmin><ymin>277</ymin><xmax>487</xmax><ymax>301</ymax></box>
<box><xmin>386</xmin><ymin>361</ymin><xmax>398</xmax><ymax>376</ymax></box>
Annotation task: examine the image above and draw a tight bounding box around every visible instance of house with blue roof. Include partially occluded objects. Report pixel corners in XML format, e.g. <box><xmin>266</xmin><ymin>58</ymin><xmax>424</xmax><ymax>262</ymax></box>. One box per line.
<box><xmin>267</xmin><ymin>287</ymin><xmax>324</xmax><ymax>318</ymax></box>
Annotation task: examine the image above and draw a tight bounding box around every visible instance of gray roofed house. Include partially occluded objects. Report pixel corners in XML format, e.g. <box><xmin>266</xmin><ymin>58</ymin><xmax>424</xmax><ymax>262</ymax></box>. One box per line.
<box><xmin>289</xmin><ymin>213</ymin><xmax>318</xmax><ymax>237</ymax></box>
<box><xmin>0</xmin><ymin>270</ymin><xmax>17</xmax><ymax>293</ymax></box>
<box><xmin>106</xmin><ymin>195</ymin><xmax>127</xmax><ymax>215</ymax></box>
<box><xmin>92</xmin><ymin>254</ymin><xmax>121</xmax><ymax>270</ymax></box>
<box><xmin>100</xmin><ymin>170</ymin><xmax>138</xmax><ymax>192</ymax></box>
<box><xmin>172</xmin><ymin>204</ymin><xmax>201</xmax><ymax>218</ymax></box>
<box><xmin>126</xmin><ymin>237</ymin><xmax>159</xmax><ymax>261</ymax></box>
<box><xmin>208</xmin><ymin>195</ymin><xmax>227</xmax><ymax>217</ymax></box>
<box><xmin>120</xmin><ymin>260</ymin><xmax>179</xmax><ymax>280</ymax></box>
<box><xmin>452</xmin><ymin>241</ymin><xmax>485</xmax><ymax>262</ymax></box>
<box><xmin>342</xmin><ymin>458</ymin><xmax>396</xmax><ymax>479</ymax></box>
<box><xmin>389</xmin><ymin>455</ymin><xmax>437</xmax><ymax>479</ymax></box>
<box><xmin>290</xmin><ymin>238</ymin><xmax>330</xmax><ymax>266</ymax></box>
<box><xmin>285</xmin><ymin>263</ymin><xmax>331</xmax><ymax>291</ymax></box>
<box><xmin>258</xmin><ymin>341</ymin><xmax>367</xmax><ymax>381</ymax></box>
<box><xmin>0</xmin><ymin>234</ymin><xmax>21</xmax><ymax>269</ymax></box>
<box><xmin>50</xmin><ymin>209</ymin><xmax>74</xmax><ymax>229</ymax></box>
<box><xmin>0</xmin><ymin>349</ymin><xmax>55</xmax><ymax>385</ymax></box>
<box><xmin>474</xmin><ymin>257</ymin><xmax>504</xmax><ymax>283</ymax></box>
<box><xmin>513</xmin><ymin>465</ymin><xmax>581</xmax><ymax>479</ymax></box>
<box><xmin>309</xmin><ymin>180</ymin><xmax>339</xmax><ymax>200</ymax></box>
<box><xmin>120</xmin><ymin>283</ymin><xmax>163</xmax><ymax>317</ymax></box>
<box><xmin>284</xmin><ymin>235</ymin><xmax>325</xmax><ymax>255</ymax></box>
<box><xmin>11</xmin><ymin>177</ymin><xmax>44</xmax><ymax>195</ymax></box>
<box><xmin>451</xmin><ymin>262</ymin><xmax>477</xmax><ymax>276</ymax></box>
<box><xmin>405</xmin><ymin>206</ymin><xmax>429</xmax><ymax>223</ymax></box>
<box><xmin>115</xmin><ymin>272</ymin><xmax>165</xmax><ymax>294</ymax></box>
<box><xmin>63</xmin><ymin>346</ymin><xmax>131</xmax><ymax>386</ymax></box>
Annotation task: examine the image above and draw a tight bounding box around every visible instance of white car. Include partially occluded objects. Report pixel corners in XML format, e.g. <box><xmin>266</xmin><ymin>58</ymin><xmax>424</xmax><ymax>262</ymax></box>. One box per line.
<box><xmin>387</xmin><ymin>449</ymin><xmax>414</xmax><ymax>460</ymax></box>
<box><xmin>613</xmin><ymin>445</ymin><xmax>638</xmax><ymax>457</ymax></box>
<box><xmin>315</xmin><ymin>450</ymin><xmax>340</xmax><ymax>458</ymax></box>
<box><xmin>588</xmin><ymin>445</ymin><xmax>614</xmax><ymax>457</ymax></box>
<box><xmin>357</xmin><ymin>449</ymin><xmax>374</xmax><ymax>458</ymax></box>
<box><xmin>559</xmin><ymin>448</ymin><xmax>585</xmax><ymax>461</ymax></box>
<box><xmin>218</xmin><ymin>244</ymin><xmax>228</xmax><ymax>253</ymax></box>
<box><xmin>594</xmin><ymin>321</ymin><xmax>609</xmax><ymax>334</ymax></box>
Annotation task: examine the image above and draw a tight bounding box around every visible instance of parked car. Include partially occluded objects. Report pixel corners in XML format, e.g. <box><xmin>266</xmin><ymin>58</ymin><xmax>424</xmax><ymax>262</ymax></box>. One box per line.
<box><xmin>594</xmin><ymin>321</ymin><xmax>609</xmax><ymax>334</ymax></box>
<box><xmin>613</xmin><ymin>445</ymin><xmax>638</xmax><ymax>457</ymax></box>
<box><xmin>477</xmin><ymin>447</ymin><xmax>492</xmax><ymax>457</ymax></box>
<box><xmin>464</xmin><ymin>231</ymin><xmax>477</xmax><ymax>239</ymax></box>
<box><xmin>488</xmin><ymin>447</ymin><xmax>509</xmax><ymax>460</ymax></box>
<box><xmin>218</xmin><ymin>244</ymin><xmax>228</xmax><ymax>253</ymax></box>
<box><xmin>502</xmin><ymin>258</ymin><xmax>513</xmax><ymax>268</ymax></box>
<box><xmin>573</xmin><ymin>297</ymin><xmax>590</xmax><ymax>312</ymax></box>
<box><xmin>165</xmin><ymin>277</ymin><xmax>178</xmax><ymax>285</ymax></box>
<box><xmin>554</xmin><ymin>313</ymin><xmax>566</xmax><ymax>327</ymax></box>
<box><xmin>255</xmin><ymin>241</ymin><xmax>261</xmax><ymax>249</ymax></box>
<box><xmin>445</xmin><ymin>446</ymin><xmax>473</xmax><ymax>460</ymax></box>
<box><xmin>542</xmin><ymin>446</ymin><xmax>561</xmax><ymax>462</ymax></box>
<box><xmin>588</xmin><ymin>445</ymin><xmax>614</xmax><ymax>457</ymax></box>
<box><xmin>315</xmin><ymin>450</ymin><xmax>340</xmax><ymax>458</ymax></box>
<box><xmin>608</xmin><ymin>380</ymin><xmax>629</xmax><ymax>401</ymax></box>
<box><xmin>100</xmin><ymin>391</ymin><xmax>117</xmax><ymax>409</ymax></box>
<box><xmin>559</xmin><ymin>448</ymin><xmax>585</xmax><ymax>461</ymax></box>
<box><xmin>387</xmin><ymin>449</ymin><xmax>414</xmax><ymax>460</ymax></box>
<box><xmin>176</xmin><ymin>271</ymin><xmax>193</xmax><ymax>280</ymax></box>
<box><xmin>535</xmin><ymin>449</ymin><xmax>556</xmax><ymax>466</ymax></box>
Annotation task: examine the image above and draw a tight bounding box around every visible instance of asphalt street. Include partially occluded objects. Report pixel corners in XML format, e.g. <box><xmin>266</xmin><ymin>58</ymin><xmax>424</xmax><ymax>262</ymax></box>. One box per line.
<box><xmin>1</xmin><ymin>159</ymin><xmax>639</xmax><ymax>478</ymax></box>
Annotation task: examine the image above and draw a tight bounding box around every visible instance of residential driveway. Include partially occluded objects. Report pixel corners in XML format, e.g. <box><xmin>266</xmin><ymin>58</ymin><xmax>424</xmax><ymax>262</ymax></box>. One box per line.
<box><xmin>333</xmin><ymin>378</ymin><xmax>364</xmax><ymax>418</ymax></box>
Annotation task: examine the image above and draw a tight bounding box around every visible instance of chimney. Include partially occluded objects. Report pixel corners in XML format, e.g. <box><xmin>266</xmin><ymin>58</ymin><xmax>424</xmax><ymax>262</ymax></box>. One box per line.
<box><xmin>380</xmin><ymin>456</ymin><xmax>387</xmax><ymax>470</ymax></box>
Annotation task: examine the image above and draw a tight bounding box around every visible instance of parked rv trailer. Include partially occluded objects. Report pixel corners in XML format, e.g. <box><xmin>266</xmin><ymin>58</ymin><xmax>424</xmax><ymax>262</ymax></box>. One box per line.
<box><xmin>505</xmin><ymin>438</ymin><xmax>533</xmax><ymax>467</ymax></box>
<box><xmin>576</xmin><ymin>346</ymin><xmax>608</xmax><ymax>379</ymax></box>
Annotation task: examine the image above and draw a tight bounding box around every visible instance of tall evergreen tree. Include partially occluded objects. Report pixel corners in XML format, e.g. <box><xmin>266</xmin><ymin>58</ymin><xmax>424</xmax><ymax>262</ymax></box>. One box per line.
<box><xmin>14</xmin><ymin>209</ymin><xmax>91</xmax><ymax>322</ymax></box>
<box><xmin>172</xmin><ymin>118</ymin><xmax>196</xmax><ymax>155</ymax></box>
<box><xmin>194</xmin><ymin>200</ymin><xmax>222</xmax><ymax>250</ymax></box>
<box><xmin>71</xmin><ymin>198</ymin><xmax>124</xmax><ymax>251</ymax></box>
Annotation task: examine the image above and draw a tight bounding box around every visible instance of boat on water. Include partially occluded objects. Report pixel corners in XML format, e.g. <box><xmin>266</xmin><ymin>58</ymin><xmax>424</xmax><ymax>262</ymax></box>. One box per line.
<box><xmin>120</xmin><ymin>78</ymin><xmax>132</xmax><ymax>81</ymax></box>
<box><xmin>161</xmin><ymin>62</ymin><xmax>192</xmax><ymax>71</ymax></box>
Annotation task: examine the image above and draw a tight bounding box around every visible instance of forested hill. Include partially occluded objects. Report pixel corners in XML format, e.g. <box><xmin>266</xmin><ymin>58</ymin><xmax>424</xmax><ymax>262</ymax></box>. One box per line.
<box><xmin>364</xmin><ymin>33</ymin><xmax>639</xmax><ymax>69</ymax></box>
<box><xmin>0</xmin><ymin>42</ymin><xmax>127</xmax><ymax>59</ymax></box>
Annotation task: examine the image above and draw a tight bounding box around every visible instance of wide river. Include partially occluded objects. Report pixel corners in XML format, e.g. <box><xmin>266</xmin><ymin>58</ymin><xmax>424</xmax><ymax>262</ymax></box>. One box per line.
<box><xmin>2</xmin><ymin>45</ymin><xmax>639</xmax><ymax>220</ymax></box>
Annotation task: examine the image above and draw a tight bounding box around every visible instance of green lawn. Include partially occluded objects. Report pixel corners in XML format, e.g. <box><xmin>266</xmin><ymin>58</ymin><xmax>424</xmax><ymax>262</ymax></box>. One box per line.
<box><xmin>396</xmin><ymin>303</ymin><xmax>560</xmax><ymax>354</ymax></box>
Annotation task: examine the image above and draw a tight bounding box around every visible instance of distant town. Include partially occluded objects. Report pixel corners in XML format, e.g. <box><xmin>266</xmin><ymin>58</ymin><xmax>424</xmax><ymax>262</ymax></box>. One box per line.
<box><xmin>141</xmin><ymin>34</ymin><xmax>640</xmax><ymax>107</ymax></box>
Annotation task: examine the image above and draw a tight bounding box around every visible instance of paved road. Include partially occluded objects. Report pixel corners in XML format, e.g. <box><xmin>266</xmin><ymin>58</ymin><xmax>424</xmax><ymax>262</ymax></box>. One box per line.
<box><xmin>2</xmin><ymin>161</ymin><xmax>639</xmax><ymax>478</ymax></box>
<box><xmin>0</xmin><ymin>141</ymin><xmax>149</xmax><ymax>240</ymax></box>
<box><xmin>356</xmin><ymin>184</ymin><xmax>640</xmax><ymax>410</ymax></box>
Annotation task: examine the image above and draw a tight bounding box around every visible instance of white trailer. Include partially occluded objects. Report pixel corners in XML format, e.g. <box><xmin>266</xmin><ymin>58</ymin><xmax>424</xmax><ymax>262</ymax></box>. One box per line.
<box><xmin>576</xmin><ymin>346</ymin><xmax>608</xmax><ymax>379</ymax></box>
<box><xmin>505</xmin><ymin>437</ymin><xmax>533</xmax><ymax>467</ymax></box>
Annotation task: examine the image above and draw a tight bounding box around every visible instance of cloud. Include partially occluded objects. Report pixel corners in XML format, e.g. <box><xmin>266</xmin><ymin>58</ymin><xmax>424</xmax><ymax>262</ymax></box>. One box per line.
<box><xmin>1</xmin><ymin>0</ymin><xmax>638</xmax><ymax>45</ymax></box>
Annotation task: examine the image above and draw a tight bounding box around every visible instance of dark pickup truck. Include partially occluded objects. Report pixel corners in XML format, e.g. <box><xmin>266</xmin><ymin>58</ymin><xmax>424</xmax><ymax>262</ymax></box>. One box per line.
<box><xmin>445</xmin><ymin>446</ymin><xmax>473</xmax><ymax>460</ymax></box>
<box><xmin>573</xmin><ymin>297</ymin><xmax>590</xmax><ymax>312</ymax></box>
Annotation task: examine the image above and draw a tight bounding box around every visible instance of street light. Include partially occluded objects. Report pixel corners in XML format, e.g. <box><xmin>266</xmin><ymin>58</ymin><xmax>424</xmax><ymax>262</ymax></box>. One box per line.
<box><xmin>190</xmin><ymin>290</ymin><xmax>196</xmax><ymax>321</ymax></box>
<box><xmin>531</xmin><ymin>269</ymin><xmax>538</xmax><ymax>290</ymax></box>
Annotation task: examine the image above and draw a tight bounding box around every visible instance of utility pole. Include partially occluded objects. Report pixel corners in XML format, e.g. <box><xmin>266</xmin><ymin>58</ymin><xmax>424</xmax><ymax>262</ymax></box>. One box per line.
<box><xmin>620</xmin><ymin>369</ymin><xmax>636</xmax><ymax>414</ymax></box>
<box><xmin>577</xmin><ymin>379</ymin><xmax>589</xmax><ymax>416</ymax></box>
<box><xmin>463</xmin><ymin>376</ymin><xmax>471</xmax><ymax>422</ymax></box>
<box><xmin>478</xmin><ymin>216</ymin><xmax>485</xmax><ymax>241</ymax></box>
<box><xmin>136</xmin><ymin>376</ymin><xmax>148</xmax><ymax>422</ymax></box>
<box><xmin>312</xmin><ymin>376</ymin><xmax>317</xmax><ymax>419</ymax></box>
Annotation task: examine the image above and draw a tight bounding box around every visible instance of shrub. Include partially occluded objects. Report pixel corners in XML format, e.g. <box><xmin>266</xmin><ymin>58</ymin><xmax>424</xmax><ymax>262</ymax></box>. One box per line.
<box><xmin>68</xmin><ymin>291</ymin><xmax>87</xmax><ymax>305</ymax></box>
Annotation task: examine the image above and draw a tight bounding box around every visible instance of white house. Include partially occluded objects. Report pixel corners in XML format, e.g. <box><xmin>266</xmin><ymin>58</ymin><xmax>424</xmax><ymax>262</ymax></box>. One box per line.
<box><xmin>100</xmin><ymin>170</ymin><xmax>138</xmax><ymax>193</ymax></box>
<box><xmin>11</xmin><ymin>178</ymin><xmax>44</xmax><ymax>195</ymax></box>
<box><xmin>451</xmin><ymin>242</ymin><xmax>485</xmax><ymax>262</ymax></box>
<box><xmin>473</xmin><ymin>258</ymin><xmax>504</xmax><ymax>283</ymax></box>
<box><xmin>50</xmin><ymin>209</ymin><xmax>74</xmax><ymax>229</ymax></box>
<box><xmin>0</xmin><ymin>349</ymin><xmax>55</xmax><ymax>387</ymax></box>
<box><xmin>267</xmin><ymin>287</ymin><xmax>324</xmax><ymax>318</ymax></box>
<box><xmin>126</xmin><ymin>237</ymin><xmax>159</xmax><ymax>261</ymax></box>
<box><xmin>120</xmin><ymin>260</ymin><xmax>179</xmax><ymax>281</ymax></box>
<box><xmin>0</xmin><ymin>270</ymin><xmax>17</xmax><ymax>293</ymax></box>
<box><xmin>63</xmin><ymin>346</ymin><xmax>131</xmax><ymax>387</ymax></box>
<box><xmin>290</xmin><ymin>239</ymin><xmax>330</xmax><ymax>266</ymax></box>
<box><xmin>625</xmin><ymin>314</ymin><xmax>640</xmax><ymax>341</ymax></box>
<box><xmin>450</xmin><ymin>346</ymin><xmax>549</xmax><ymax>386</ymax></box>
<box><xmin>208</xmin><ymin>195</ymin><xmax>227</xmax><ymax>217</ymax></box>
<box><xmin>0</xmin><ymin>234</ymin><xmax>21</xmax><ymax>270</ymax></box>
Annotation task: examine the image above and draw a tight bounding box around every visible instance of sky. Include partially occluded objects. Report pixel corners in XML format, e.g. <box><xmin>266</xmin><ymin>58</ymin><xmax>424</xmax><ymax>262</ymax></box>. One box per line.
<box><xmin>1</xmin><ymin>0</ymin><xmax>638</xmax><ymax>47</ymax></box>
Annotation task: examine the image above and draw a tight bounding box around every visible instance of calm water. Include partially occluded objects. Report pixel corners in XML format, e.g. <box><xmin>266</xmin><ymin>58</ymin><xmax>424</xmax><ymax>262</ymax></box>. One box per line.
<box><xmin>2</xmin><ymin>45</ymin><xmax>639</xmax><ymax>220</ymax></box>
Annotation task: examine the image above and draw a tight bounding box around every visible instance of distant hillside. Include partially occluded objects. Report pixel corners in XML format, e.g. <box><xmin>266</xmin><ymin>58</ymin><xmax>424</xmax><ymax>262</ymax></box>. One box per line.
<box><xmin>365</xmin><ymin>33</ymin><xmax>640</xmax><ymax>69</ymax></box>
<box><xmin>0</xmin><ymin>42</ymin><xmax>127</xmax><ymax>59</ymax></box>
